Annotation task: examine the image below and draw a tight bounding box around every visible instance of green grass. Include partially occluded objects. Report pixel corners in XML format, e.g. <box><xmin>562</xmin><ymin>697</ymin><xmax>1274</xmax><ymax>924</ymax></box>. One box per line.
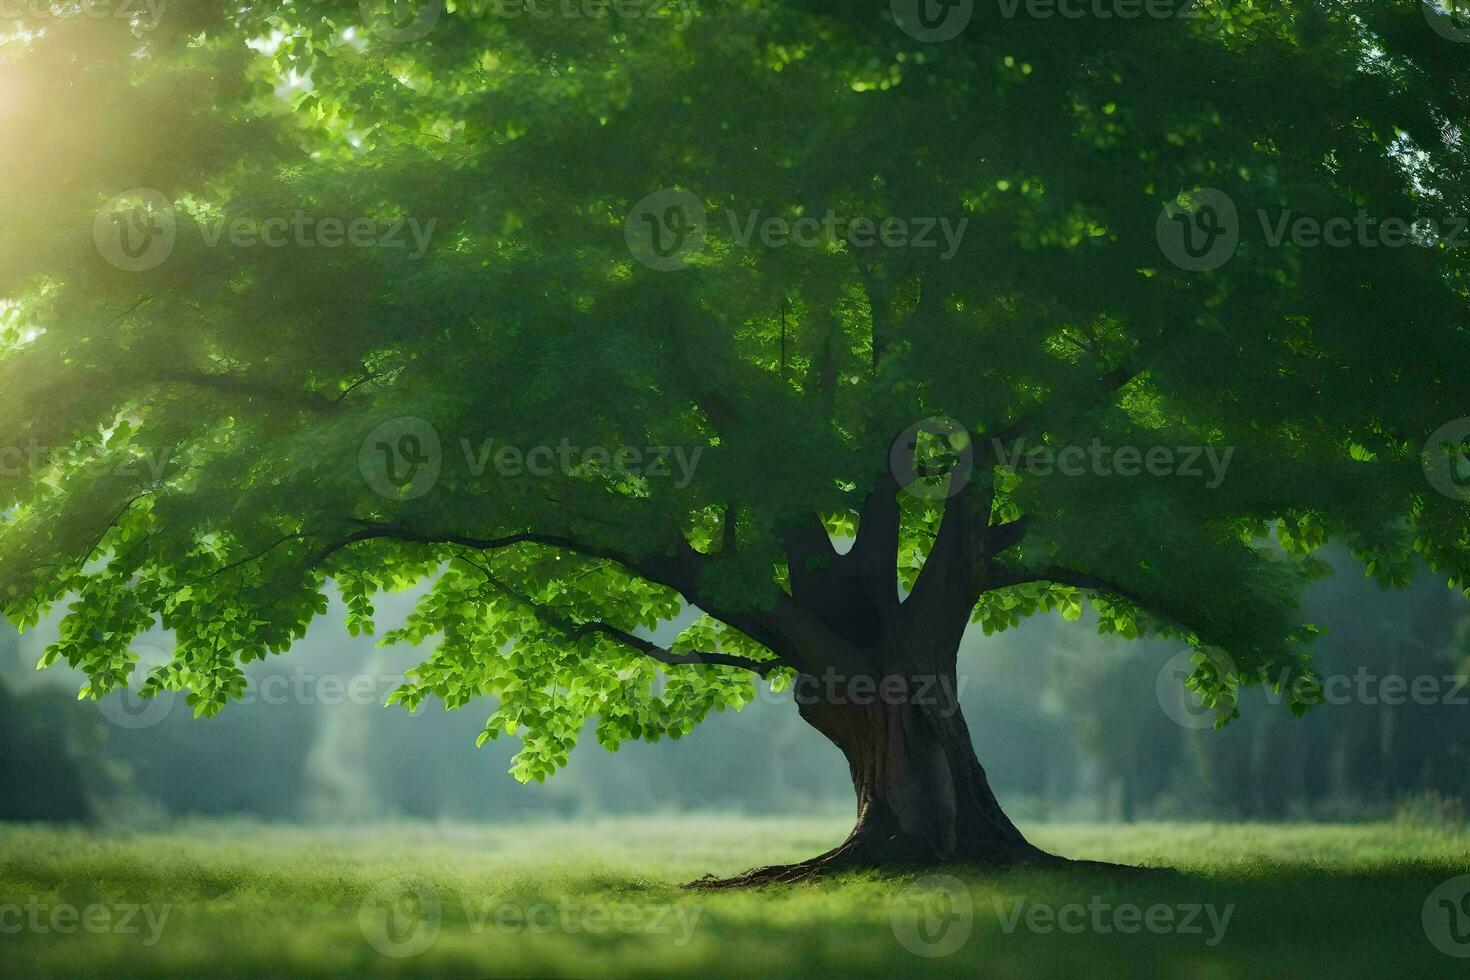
<box><xmin>1</xmin><ymin>817</ymin><xmax>1468</xmax><ymax>978</ymax></box>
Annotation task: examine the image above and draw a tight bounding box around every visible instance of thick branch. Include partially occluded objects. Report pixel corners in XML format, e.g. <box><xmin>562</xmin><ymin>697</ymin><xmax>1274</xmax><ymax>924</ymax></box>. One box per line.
<box><xmin>844</xmin><ymin>471</ymin><xmax>901</xmax><ymax>610</ymax></box>
<box><xmin>319</xmin><ymin>519</ymin><xmax>854</xmax><ymax>674</ymax></box>
<box><xmin>991</xmin><ymin>516</ymin><xmax>1031</xmax><ymax>556</ymax></box>
<box><xmin>901</xmin><ymin>475</ymin><xmax>995</xmax><ymax>646</ymax></box>
<box><xmin>783</xmin><ymin>512</ymin><xmax>838</xmax><ymax>605</ymax></box>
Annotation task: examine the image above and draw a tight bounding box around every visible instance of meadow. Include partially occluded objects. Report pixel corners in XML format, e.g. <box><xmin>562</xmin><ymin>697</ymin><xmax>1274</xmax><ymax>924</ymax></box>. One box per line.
<box><xmin>1</xmin><ymin>817</ymin><xmax>1467</xmax><ymax>978</ymax></box>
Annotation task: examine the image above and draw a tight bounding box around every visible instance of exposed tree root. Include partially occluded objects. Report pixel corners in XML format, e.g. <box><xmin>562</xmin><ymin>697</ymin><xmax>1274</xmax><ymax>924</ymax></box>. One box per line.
<box><xmin>684</xmin><ymin>842</ymin><xmax>1178</xmax><ymax>889</ymax></box>
<box><xmin>685</xmin><ymin>831</ymin><xmax>882</xmax><ymax>889</ymax></box>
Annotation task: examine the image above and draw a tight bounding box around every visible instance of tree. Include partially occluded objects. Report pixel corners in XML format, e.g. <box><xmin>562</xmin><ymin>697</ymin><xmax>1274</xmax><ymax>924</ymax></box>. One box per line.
<box><xmin>3</xmin><ymin>1</ymin><xmax>1470</xmax><ymax>880</ymax></box>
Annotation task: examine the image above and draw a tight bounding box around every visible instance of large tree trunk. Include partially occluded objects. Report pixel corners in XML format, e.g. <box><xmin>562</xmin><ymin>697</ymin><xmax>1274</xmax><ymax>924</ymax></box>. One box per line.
<box><xmin>691</xmin><ymin>663</ymin><xmax>1051</xmax><ymax>887</ymax></box>
<box><xmin>799</xmin><ymin>690</ymin><xmax>1044</xmax><ymax>865</ymax></box>
<box><xmin>683</xmin><ymin>480</ymin><xmax>1077</xmax><ymax>887</ymax></box>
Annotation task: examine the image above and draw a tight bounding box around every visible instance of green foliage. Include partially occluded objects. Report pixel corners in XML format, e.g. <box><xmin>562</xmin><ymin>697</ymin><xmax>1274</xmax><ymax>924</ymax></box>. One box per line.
<box><xmin>3</xmin><ymin>1</ymin><xmax>1469</xmax><ymax>778</ymax></box>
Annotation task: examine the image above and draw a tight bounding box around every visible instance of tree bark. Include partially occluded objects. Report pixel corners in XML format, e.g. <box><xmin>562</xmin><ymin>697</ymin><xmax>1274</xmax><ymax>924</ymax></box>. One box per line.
<box><xmin>690</xmin><ymin>663</ymin><xmax>1050</xmax><ymax>887</ymax></box>
<box><xmin>801</xmin><ymin>689</ymin><xmax>1046</xmax><ymax>863</ymax></box>
<box><xmin>687</xmin><ymin>482</ymin><xmax>1066</xmax><ymax>887</ymax></box>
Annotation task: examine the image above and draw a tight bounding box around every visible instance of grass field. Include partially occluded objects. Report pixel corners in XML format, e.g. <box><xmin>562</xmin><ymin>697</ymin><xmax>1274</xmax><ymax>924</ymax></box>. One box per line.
<box><xmin>1</xmin><ymin>817</ymin><xmax>1468</xmax><ymax>978</ymax></box>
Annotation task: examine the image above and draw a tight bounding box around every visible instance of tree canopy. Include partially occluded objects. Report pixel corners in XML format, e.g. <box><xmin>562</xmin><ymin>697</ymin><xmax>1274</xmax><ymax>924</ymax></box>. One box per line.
<box><xmin>3</xmin><ymin>0</ymin><xmax>1470</xmax><ymax>783</ymax></box>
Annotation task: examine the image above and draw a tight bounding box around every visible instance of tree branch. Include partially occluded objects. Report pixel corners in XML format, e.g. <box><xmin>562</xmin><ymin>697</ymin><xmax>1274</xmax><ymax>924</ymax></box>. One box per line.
<box><xmin>995</xmin><ymin>563</ymin><xmax>1197</xmax><ymax>637</ymax></box>
<box><xmin>319</xmin><ymin>519</ymin><xmax>855</xmax><ymax>676</ymax></box>
<box><xmin>783</xmin><ymin>512</ymin><xmax>838</xmax><ymax>605</ymax></box>
<box><xmin>464</xmin><ymin>560</ymin><xmax>783</xmax><ymax>677</ymax></box>
<box><xmin>990</xmin><ymin>516</ymin><xmax>1031</xmax><ymax>556</ymax></box>
<box><xmin>722</xmin><ymin>504</ymin><xmax>739</xmax><ymax>554</ymax></box>
<box><xmin>569</xmin><ymin>621</ymin><xmax>781</xmax><ymax>676</ymax></box>
<box><xmin>316</xmin><ymin>522</ymin><xmax>644</xmax><ymax>570</ymax></box>
<box><xmin>845</xmin><ymin>470</ymin><xmax>900</xmax><ymax>606</ymax></box>
<box><xmin>156</xmin><ymin>370</ymin><xmax>339</xmax><ymax>415</ymax></box>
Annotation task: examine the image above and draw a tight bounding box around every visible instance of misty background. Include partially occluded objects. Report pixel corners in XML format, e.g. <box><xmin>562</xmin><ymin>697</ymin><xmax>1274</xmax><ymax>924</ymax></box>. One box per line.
<box><xmin>3</xmin><ymin>545</ymin><xmax>1467</xmax><ymax>827</ymax></box>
